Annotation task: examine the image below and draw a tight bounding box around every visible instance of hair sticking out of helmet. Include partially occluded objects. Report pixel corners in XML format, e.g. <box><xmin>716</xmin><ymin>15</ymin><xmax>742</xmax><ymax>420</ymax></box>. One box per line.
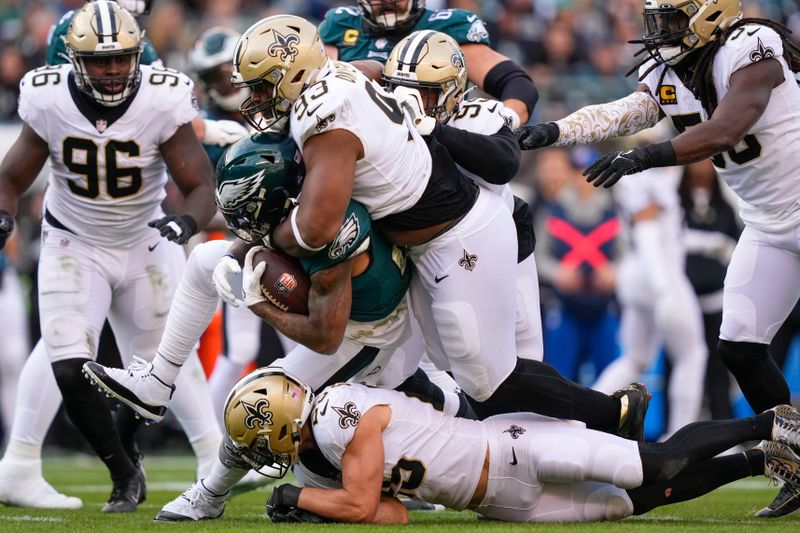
<box><xmin>231</xmin><ymin>15</ymin><xmax>328</xmax><ymax>131</ymax></box>
<box><xmin>223</xmin><ymin>368</ymin><xmax>314</xmax><ymax>478</ymax></box>
<box><xmin>215</xmin><ymin>132</ymin><xmax>305</xmax><ymax>247</ymax></box>
<box><xmin>66</xmin><ymin>0</ymin><xmax>144</xmax><ymax>106</ymax></box>
<box><xmin>627</xmin><ymin>0</ymin><xmax>742</xmax><ymax>78</ymax></box>
<box><xmin>383</xmin><ymin>30</ymin><xmax>467</xmax><ymax>122</ymax></box>
<box><xmin>358</xmin><ymin>0</ymin><xmax>426</xmax><ymax>35</ymax></box>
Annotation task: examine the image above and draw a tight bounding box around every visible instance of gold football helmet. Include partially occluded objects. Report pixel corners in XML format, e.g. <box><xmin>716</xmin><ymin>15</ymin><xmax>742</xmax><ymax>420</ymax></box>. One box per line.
<box><xmin>383</xmin><ymin>30</ymin><xmax>467</xmax><ymax>122</ymax></box>
<box><xmin>641</xmin><ymin>0</ymin><xmax>742</xmax><ymax>65</ymax></box>
<box><xmin>223</xmin><ymin>367</ymin><xmax>314</xmax><ymax>477</ymax></box>
<box><xmin>65</xmin><ymin>0</ymin><xmax>144</xmax><ymax>106</ymax></box>
<box><xmin>232</xmin><ymin>15</ymin><xmax>328</xmax><ymax>131</ymax></box>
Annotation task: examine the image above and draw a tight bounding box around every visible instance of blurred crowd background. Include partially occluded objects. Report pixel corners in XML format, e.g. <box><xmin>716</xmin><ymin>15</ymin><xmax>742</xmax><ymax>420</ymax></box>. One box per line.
<box><xmin>0</xmin><ymin>0</ymin><xmax>799</xmax><ymax>453</ymax></box>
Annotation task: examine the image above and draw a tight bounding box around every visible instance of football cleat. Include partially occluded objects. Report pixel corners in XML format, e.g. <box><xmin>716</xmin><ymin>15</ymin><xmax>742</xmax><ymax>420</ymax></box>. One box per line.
<box><xmin>102</xmin><ymin>467</ymin><xmax>146</xmax><ymax>513</ymax></box>
<box><xmin>399</xmin><ymin>496</ymin><xmax>445</xmax><ymax>512</ymax></box>
<box><xmin>757</xmin><ymin>481</ymin><xmax>800</xmax><ymax>518</ymax></box>
<box><xmin>613</xmin><ymin>382</ymin><xmax>651</xmax><ymax>441</ymax></box>
<box><xmin>770</xmin><ymin>404</ymin><xmax>800</xmax><ymax>452</ymax></box>
<box><xmin>154</xmin><ymin>480</ymin><xmax>227</xmax><ymax>521</ymax></box>
<box><xmin>759</xmin><ymin>440</ymin><xmax>800</xmax><ymax>518</ymax></box>
<box><xmin>0</xmin><ymin>459</ymin><xmax>82</xmax><ymax>509</ymax></box>
<box><xmin>83</xmin><ymin>357</ymin><xmax>174</xmax><ymax>423</ymax></box>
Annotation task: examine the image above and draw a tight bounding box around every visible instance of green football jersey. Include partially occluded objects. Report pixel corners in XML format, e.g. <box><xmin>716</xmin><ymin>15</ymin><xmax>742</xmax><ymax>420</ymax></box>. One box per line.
<box><xmin>46</xmin><ymin>9</ymin><xmax>160</xmax><ymax>66</ymax></box>
<box><xmin>300</xmin><ymin>201</ymin><xmax>410</xmax><ymax>323</ymax></box>
<box><xmin>319</xmin><ymin>6</ymin><xmax>490</xmax><ymax>63</ymax></box>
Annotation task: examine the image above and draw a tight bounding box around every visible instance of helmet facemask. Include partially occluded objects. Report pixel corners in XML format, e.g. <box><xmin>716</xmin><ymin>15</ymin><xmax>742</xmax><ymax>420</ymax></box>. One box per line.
<box><xmin>223</xmin><ymin>368</ymin><xmax>315</xmax><ymax>479</ymax></box>
<box><xmin>358</xmin><ymin>0</ymin><xmax>425</xmax><ymax>34</ymax></box>
<box><xmin>642</xmin><ymin>2</ymin><xmax>699</xmax><ymax>65</ymax></box>
<box><xmin>234</xmin><ymin>71</ymin><xmax>293</xmax><ymax>132</ymax></box>
<box><xmin>66</xmin><ymin>1</ymin><xmax>144</xmax><ymax>107</ymax></box>
<box><xmin>383</xmin><ymin>30</ymin><xmax>467</xmax><ymax>122</ymax></box>
<box><xmin>215</xmin><ymin>132</ymin><xmax>305</xmax><ymax>247</ymax></box>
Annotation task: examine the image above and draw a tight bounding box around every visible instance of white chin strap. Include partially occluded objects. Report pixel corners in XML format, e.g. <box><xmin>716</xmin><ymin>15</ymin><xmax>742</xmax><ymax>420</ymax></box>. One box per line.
<box><xmin>209</xmin><ymin>88</ymin><xmax>249</xmax><ymax>112</ymax></box>
<box><xmin>661</xmin><ymin>45</ymin><xmax>687</xmax><ymax>65</ymax></box>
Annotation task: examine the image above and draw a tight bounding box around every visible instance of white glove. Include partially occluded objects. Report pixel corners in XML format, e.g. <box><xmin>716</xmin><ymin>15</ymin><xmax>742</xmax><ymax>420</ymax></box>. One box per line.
<box><xmin>392</xmin><ymin>86</ymin><xmax>437</xmax><ymax>136</ymax></box>
<box><xmin>213</xmin><ymin>255</ymin><xmax>243</xmax><ymax>307</ymax></box>
<box><xmin>243</xmin><ymin>246</ymin><xmax>268</xmax><ymax>308</ymax></box>
<box><xmin>500</xmin><ymin>107</ymin><xmax>521</xmax><ymax>130</ymax></box>
<box><xmin>203</xmin><ymin>119</ymin><xmax>249</xmax><ymax>147</ymax></box>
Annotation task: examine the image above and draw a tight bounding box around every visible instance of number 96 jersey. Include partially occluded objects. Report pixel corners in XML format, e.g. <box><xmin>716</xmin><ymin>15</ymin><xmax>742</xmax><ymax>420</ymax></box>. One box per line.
<box><xmin>18</xmin><ymin>63</ymin><xmax>199</xmax><ymax>247</ymax></box>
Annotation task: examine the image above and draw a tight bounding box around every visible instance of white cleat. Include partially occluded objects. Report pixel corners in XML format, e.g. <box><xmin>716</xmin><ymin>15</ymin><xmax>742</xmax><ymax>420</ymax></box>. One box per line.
<box><xmin>82</xmin><ymin>356</ymin><xmax>174</xmax><ymax>423</ymax></box>
<box><xmin>154</xmin><ymin>480</ymin><xmax>227</xmax><ymax>521</ymax></box>
<box><xmin>0</xmin><ymin>460</ymin><xmax>82</xmax><ymax>509</ymax></box>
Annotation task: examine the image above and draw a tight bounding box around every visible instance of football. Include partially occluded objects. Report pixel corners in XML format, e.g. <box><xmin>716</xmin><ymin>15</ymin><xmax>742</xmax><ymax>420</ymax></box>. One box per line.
<box><xmin>252</xmin><ymin>249</ymin><xmax>310</xmax><ymax>315</ymax></box>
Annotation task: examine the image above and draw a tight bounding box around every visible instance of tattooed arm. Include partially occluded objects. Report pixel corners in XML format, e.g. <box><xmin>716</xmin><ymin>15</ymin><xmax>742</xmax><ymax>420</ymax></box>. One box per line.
<box><xmin>516</xmin><ymin>86</ymin><xmax>663</xmax><ymax>150</ymax></box>
<box><xmin>248</xmin><ymin>260</ymin><xmax>353</xmax><ymax>354</ymax></box>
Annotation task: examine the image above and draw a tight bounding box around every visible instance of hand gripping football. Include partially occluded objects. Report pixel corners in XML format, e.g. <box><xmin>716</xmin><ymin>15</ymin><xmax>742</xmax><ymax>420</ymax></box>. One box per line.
<box><xmin>252</xmin><ymin>249</ymin><xmax>310</xmax><ymax>315</ymax></box>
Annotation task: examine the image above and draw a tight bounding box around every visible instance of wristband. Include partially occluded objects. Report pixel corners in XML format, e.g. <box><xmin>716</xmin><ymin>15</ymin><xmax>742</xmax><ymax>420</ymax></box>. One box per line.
<box><xmin>641</xmin><ymin>141</ymin><xmax>677</xmax><ymax>168</ymax></box>
<box><xmin>543</xmin><ymin>122</ymin><xmax>561</xmax><ymax>145</ymax></box>
<box><xmin>282</xmin><ymin>484</ymin><xmax>302</xmax><ymax>508</ymax></box>
<box><xmin>290</xmin><ymin>208</ymin><xmax>326</xmax><ymax>253</ymax></box>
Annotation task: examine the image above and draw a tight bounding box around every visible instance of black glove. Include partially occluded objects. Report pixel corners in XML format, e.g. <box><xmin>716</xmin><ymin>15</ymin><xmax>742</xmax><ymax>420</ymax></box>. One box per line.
<box><xmin>583</xmin><ymin>148</ymin><xmax>655</xmax><ymax>188</ymax></box>
<box><xmin>515</xmin><ymin>122</ymin><xmax>560</xmax><ymax>150</ymax></box>
<box><xmin>148</xmin><ymin>214</ymin><xmax>197</xmax><ymax>245</ymax></box>
<box><xmin>268</xmin><ymin>507</ymin><xmax>331</xmax><ymax>523</ymax></box>
<box><xmin>266</xmin><ymin>484</ymin><xmax>301</xmax><ymax>518</ymax></box>
<box><xmin>0</xmin><ymin>210</ymin><xmax>13</xmax><ymax>250</ymax></box>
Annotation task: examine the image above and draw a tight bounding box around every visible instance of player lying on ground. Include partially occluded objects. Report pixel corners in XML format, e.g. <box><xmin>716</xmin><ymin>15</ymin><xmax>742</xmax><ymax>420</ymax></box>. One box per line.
<box><xmin>227</xmin><ymin>368</ymin><xmax>800</xmax><ymax>524</ymax></box>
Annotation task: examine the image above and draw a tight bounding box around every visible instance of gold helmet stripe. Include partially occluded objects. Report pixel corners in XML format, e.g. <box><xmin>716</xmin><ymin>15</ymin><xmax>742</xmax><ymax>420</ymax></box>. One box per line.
<box><xmin>399</xmin><ymin>29</ymin><xmax>436</xmax><ymax>72</ymax></box>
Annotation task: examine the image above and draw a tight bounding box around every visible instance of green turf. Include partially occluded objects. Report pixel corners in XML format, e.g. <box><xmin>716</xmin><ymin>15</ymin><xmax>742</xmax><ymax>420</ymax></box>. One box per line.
<box><xmin>0</xmin><ymin>454</ymin><xmax>797</xmax><ymax>532</ymax></box>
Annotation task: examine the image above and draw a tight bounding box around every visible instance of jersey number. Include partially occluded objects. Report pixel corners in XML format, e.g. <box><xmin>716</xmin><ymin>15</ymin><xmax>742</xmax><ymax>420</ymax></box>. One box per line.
<box><xmin>364</xmin><ymin>82</ymin><xmax>404</xmax><ymax>125</ymax></box>
<box><xmin>31</xmin><ymin>65</ymin><xmax>61</xmax><ymax>87</ymax></box>
<box><xmin>670</xmin><ymin>113</ymin><xmax>761</xmax><ymax>168</ymax></box>
<box><xmin>63</xmin><ymin>137</ymin><xmax>142</xmax><ymax>199</ymax></box>
<box><xmin>383</xmin><ymin>458</ymin><xmax>426</xmax><ymax>497</ymax></box>
<box><xmin>149</xmin><ymin>67</ymin><xmax>181</xmax><ymax>87</ymax></box>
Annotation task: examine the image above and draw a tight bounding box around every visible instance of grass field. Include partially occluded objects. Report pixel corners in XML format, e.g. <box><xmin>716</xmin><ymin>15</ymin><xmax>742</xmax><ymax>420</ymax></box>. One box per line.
<box><xmin>0</xmin><ymin>454</ymin><xmax>798</xmax><ymax>532</ymax></box>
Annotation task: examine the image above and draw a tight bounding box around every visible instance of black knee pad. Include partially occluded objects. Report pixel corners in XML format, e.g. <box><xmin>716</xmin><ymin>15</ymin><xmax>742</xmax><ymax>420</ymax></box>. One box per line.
<box><xmin>717</xmin><ymin>340</ymin><xmax>769</xmax><ymax>370</ymax></box>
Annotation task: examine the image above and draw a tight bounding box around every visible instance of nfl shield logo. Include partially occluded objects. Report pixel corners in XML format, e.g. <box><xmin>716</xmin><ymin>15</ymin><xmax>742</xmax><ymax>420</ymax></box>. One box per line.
<box><xmin>275</xmin><ymin>272</ymin><xmax>297</xmax><ymax>295</ymax></box>
<box><xmin>95</xmin><ymin>119</ymin><xmax>107</xmax><ymax>133</ymax></box>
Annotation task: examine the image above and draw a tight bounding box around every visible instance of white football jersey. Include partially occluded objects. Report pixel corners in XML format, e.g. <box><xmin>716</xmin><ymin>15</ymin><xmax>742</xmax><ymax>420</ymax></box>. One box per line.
<box><xmin>310</xmin><ymin>382</ymin><xmax>487</xmax><ymax>510</ymax></box>
<box><xmin>290</xmin><ymin>61</ymin><xmax>432</xmax><ymax>221</ymax></box>
<box><xmin>18</xmin><ymin>63</ymin><xmax>198</xmax><ymax>246</ymax></box>
<box><xmin>640</xmin><ymin>25</ymin><xmax>800</xmax><ymax>232</ymax></box>
<box><xmin>448</xmin><ymin>97</ymin><xmax>515</xmax><ymax>210</ymax></box>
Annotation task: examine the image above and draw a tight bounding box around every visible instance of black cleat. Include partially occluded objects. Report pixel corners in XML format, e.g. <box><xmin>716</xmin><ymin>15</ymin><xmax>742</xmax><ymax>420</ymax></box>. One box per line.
<box><xmin>757</xmin><ymin>483</ymin><xmax>800</xmax><ymax>518</ymax></box>
<box><xmin>613</xmin><ymin>382</ymin><xmax>650</xmax><ymax>441</ymax></box>
<box><xmin>102</xmin><ymin>469</ymin><xmax>146</xmax><ymax>513</ymax></box>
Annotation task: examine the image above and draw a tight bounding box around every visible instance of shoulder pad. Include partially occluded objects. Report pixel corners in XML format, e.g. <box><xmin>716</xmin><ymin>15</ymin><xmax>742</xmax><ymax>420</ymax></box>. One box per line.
<box><xmin>18</xmin><ymin>64</ymin><xmax>69</xmax><ymax>138</ymax></box>
<box><xmin>319</xmin><ymin>6</ymin><xmax>362</xmax><ymax>45</ymax></box>
<box><xmin>141</xmin><ymin>65</ymin><xmax>196</xmax><ymax>107</ymax></box>
<box><xmin>300</xmin><ymin>201</ymin><xmax>372</xmax><ymax>275</ymax></box>
<box><xmin>418</xmin><ymin>9</ymin><xmax>490</xmax><ymax>45</ymax></box>
<box><xmin>290</xmin><ymin>65</ymin><xmax>362</xmax><ymax>147</ymax></box>
<box><xmin>718</xmin><ymin>25</ymin><xmax>784</xmax><ymax>77</ymax></box>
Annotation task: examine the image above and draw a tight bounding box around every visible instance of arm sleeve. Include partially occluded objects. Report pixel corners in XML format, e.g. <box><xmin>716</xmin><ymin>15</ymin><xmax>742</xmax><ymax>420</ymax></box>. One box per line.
<box><xmin>553</xmin><ymin>91</ymin><xmax>662</xmax><ymax>147</ymax></box>
<box><xmin>482</xmin><ymin>60</ymin><xmax>538</xmax><ymax>117</ymax></box>
<box><xmin>431</xmin><ymin>123</ymin><xmax>520</xmax><ymax>184</ymax></box>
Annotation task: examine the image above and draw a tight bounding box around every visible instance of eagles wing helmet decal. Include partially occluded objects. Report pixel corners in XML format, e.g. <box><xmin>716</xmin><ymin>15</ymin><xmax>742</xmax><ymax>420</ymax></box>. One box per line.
<box><xmin>216</xmin><ymin>169</ymin><xmax>265</xmax><ymax>210</ymax></box>
<box><xmin>328</xmin><ymin>213</ymin><xmax>360</xmax><ymax>259</ymax></box>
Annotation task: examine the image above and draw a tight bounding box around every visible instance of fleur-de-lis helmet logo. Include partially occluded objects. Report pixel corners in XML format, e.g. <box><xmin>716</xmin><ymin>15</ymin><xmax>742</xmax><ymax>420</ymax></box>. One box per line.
<box><xmin>268</xmin><ymin>30</ymin><xmax>301</xmax><ymax>62</ymax></box>
<box><xmin>242</xmin><ymin>398</ymin><xmax>273</xmax><ymax>429</ymax></box>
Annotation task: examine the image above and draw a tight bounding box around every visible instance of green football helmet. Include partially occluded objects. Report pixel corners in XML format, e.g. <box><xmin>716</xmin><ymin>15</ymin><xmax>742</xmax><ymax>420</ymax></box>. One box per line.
<box><xmin>215</xmin><ymin>132</ymin><xmax>304</xmax><ymax>245</ymax></box>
